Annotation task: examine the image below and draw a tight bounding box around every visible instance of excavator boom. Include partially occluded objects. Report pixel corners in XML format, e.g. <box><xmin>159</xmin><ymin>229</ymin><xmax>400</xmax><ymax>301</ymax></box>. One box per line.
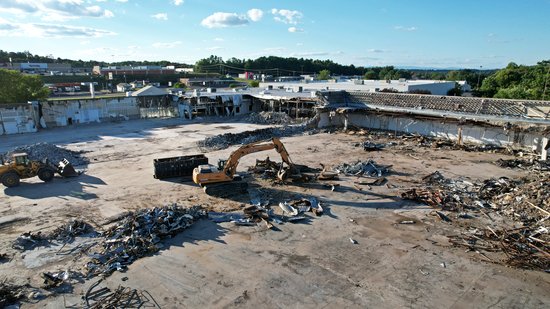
<box><xmin>192</xmin><ymin>138</ymin><xmax>296</xmax><ymax>196</ymax></box>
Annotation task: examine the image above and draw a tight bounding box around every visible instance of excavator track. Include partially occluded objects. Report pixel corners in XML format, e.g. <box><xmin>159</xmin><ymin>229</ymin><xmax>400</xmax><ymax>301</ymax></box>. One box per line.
<box><xmin>203</xmin><ymin>181</ymin><xmax>248</xmax><ymax>197</ymax></box>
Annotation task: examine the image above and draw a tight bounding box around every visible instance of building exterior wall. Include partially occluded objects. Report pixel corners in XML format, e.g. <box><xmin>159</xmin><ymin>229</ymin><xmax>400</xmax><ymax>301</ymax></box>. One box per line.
<box><xmin>407</xmin><ymin>81</ymin><xmax>456</xmax><ymax>95</ymax></box>
<box><xmin>41</xmin><ymin>97</ymin><xmax>141</xmax><ymax>127</ymax></box>
<box><xmin>0</xmin><ymin>104</ymin><xmax>37</xmax><ymax>135</ymax></box>
<box><xmin>318</xmin><ymin>111</ymin><xmax>545</xmax><ymax>150</ymax></box>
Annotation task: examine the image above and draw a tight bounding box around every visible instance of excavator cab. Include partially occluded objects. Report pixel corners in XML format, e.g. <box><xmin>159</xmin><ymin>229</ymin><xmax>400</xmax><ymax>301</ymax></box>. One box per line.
<box><xmin>218</xmin><ymin>159</ymin><xmax>227</xmax><ymax>170</ymax></box>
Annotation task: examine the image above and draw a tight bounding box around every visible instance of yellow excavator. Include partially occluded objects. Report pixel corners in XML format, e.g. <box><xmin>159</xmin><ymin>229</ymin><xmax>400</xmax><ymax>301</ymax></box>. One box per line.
<box><xmin>192</xmin><ymin>137</ymin><xmax>298</xmax><ymax>196</ymax></box>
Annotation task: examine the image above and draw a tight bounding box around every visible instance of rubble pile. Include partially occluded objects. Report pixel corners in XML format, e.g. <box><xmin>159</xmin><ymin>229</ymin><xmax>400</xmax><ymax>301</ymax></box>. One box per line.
<box><xmin>12</xmin><ymin>220</ymin><xmax>96</xmax><ymax>251</ymax></box>
<box><xmin>49</xmin><ymin>220</ymin><xmax>96</xmax><ymax>242</ymax></box>
<box><xmin>85</xmin><ymin>281</ymin><xmax>160</xmax><ymax>308</ymax></box>
<box><xmin>495</xmin><ymin>158</ymin><xmax>550</xmax><ymax>171</ymax></box>
<box><xmin>398</xmin><ymin>134</ymin><xmax>515</xmax><ymax>154</ymax></box>
<box><xmin>0</xmin><ymin>279</ymin><xmax>28</xmax><ymax>308</ymax></box>
<box><xmin>197</xmin><ymin>126</ymin><xmax>311</xmax><ymax>151</ymax></box>
<box><xmin>448</xmin><ymin>226</ymin><xmax>549</xmax><ymax>270</ymax></box>
<box><xmin>198</xmin><ymin>114</ymin><xmax>320</xmax><ymax>151</ymax></box>
<box><xmin>3</xmin><ymin>142</ymin><xmax>88</xmax><ymax>166</ymax></box>
<box><xmin>245</xmin><ymin>111</ymin><xmax>293</xmax><ymax>125</ymax></box>
<box><xmin>334</xmin><ymin>160</ymin><xmax>390</xmax><ymax>177</ymax></box>
<box><xmin>85</xmin><ymin>204</ymin><xmax>206</xmax><ymax>276</ymax></box>
<box><xmin>401</xmin><ymin>171</ymin><xmax>550</xmax><ymax>271</ymax></box>
<box><xmin>401</xmin><ymin>171</ymin><xmax>477</xmax><ymax>211</ymax></box>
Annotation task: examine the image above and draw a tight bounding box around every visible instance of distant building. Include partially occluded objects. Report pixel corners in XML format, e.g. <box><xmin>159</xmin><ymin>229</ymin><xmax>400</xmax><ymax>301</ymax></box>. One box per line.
<box><xmin>238</xmin><ymin>72</ymin><xmax>255</xmax><ymax>80</ymax></box>
<box><xmin>116</xmin><ymin>83</ymin><xmax>132</xmax><ymax>92</ymax></box>
<box><xmin>175</xmin><ymin>68</ymin><xmax>194</xmax><ymax>73</ymax></box>
<box><xmin>93</xmin><ymin>65</ymin><xmax>175</xmax><ymax>76</ymax></box>
<box><xmin>179</xmin><ymin>78</ymin><xmax>235</xmax><ymax>89</ymax></box>
<box><xmin>261</xmin><ymin>79</ymin><xmax>459</xmax><ymax>96</ymax></box>
<box><xmin>0</xmin><ymin>62</ymin><xmax>72</xmax><ymax>74</ymax></box>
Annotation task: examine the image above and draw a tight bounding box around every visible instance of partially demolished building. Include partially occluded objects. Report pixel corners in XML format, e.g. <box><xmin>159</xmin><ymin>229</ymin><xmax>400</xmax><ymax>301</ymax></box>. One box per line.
<box><xmin>317</xmin><ymin>91</ymin><xmax>550</xmax><ymax>156</ymax></box>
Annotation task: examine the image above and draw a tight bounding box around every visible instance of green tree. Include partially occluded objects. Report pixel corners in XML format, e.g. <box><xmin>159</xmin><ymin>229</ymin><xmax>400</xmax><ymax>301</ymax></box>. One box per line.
<box><xmin>318</xmin><ymin>69</ymin><xmax>331</xmax><ymax>80</ymax></box>
<box><xmin>0</xmin><ymin>69</ymin><xmax>50</xmax><ymax>104</ymax></box>
<box><xmin>248</xmin><ymin>80</ymin><xmax>260</xmax><ymax>87</ymax></box>
<box><xmin>194</xmin><ymin>55</ymin><xmax>224</xmax><ymax>73</ymax></box>
<box><xmin>364</xmin><ymin>70</ymin><xmax>378</xmax><ymax>80</ymax></box>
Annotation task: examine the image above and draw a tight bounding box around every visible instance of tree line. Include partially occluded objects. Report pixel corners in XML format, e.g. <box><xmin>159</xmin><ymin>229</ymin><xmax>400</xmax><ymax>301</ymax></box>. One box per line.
<box><xmin>1</xmin><ymin>49</ymin><xmax>549</xmax><ymax>103</ymax></box>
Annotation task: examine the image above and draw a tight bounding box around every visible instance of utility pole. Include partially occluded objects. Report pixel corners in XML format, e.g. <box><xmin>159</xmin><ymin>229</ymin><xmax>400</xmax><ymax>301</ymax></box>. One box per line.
<box><xmin>477</xmin><ymin>65</ymin><xmax>483</xmax><ymax>89</ymax></box>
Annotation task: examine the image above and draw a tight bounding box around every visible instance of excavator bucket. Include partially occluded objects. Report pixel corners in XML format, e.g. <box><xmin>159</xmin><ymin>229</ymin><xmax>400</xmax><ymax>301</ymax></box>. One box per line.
<box><xmin>57</xmin><ymin>159</ymin><xmax>79</xmax><ymax>177</ymax></box>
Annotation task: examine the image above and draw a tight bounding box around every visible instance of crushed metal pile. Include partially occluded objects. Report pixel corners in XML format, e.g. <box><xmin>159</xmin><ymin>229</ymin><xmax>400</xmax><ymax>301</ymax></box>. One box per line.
<box><xmin>401</xmin><ymin>171</ymin><xmax>550</xmax><ymax>271</ymax></box>
<box><xmin>3</xmin><ymin>142</ymin><xmax>89</xmax><ymax>166</ymax></box>
<box><xmin>85</xmin><ymin>204</ymin><xmax>205</xmax><ymax>277</ymax></box>
<box><xmin>495</xmin><ymin>158</ymin><xmax>550</xmax><ymax>171</ymax></box>
<box><xmin>210</xmin><ymin>196</ymin><xmax>323</xmax><ymax>228</ymax></box>
<box><xmin>334</xmin><ymin>160</ymin><xmax>391</xmax><ymax>177</ymax></box>
<box><xmin>12</xmin><ymin>219</ymin><xmax>96</xmax><ymax>251</ymax></box>
<box><xmin>398</xmin><ymin>134</ymin><xmax>514</xmax><ymax>153</ymax></box>
<box><xmin>245</xmin><ymin>111</ymin><xmax>294</xmax><ymax>125</ymax></box>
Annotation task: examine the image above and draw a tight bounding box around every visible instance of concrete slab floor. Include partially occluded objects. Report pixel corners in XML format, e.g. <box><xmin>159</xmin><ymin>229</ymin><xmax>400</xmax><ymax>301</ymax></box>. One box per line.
<box><xmin>0</xmin><ymin>119</ymin><xmax>548</xmax><ymax>308</ymax></box>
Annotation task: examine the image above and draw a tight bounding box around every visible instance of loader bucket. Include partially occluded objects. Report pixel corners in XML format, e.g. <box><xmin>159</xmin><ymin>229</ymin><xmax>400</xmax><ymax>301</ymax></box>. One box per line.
<box><xmin>57</xmin><ymin>159</ymin><xmax>79</xmax><ymax>177</ymax></box>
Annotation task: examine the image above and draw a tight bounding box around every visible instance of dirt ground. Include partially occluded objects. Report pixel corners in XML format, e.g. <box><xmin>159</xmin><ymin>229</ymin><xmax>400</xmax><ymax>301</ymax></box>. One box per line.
<box><xmin>0</xmin><ymin>118</ymin><xmax>549</xmax><ymax>308</ymax></box>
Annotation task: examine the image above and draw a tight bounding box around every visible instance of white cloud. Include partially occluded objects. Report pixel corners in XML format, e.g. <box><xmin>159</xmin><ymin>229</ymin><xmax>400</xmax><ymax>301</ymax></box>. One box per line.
<box><xmin>0</xmin><ymin>0</ymin><xmax>115</xmax><ymax>21</ymax></box>
<box><xmin>368</xmin><ymin>49</ymin><xmax>386</xmax><ymax>53</ymax></box>
<box><xmin>172</xmin><ymin>0</ymin><xmax>184</xmax><ymax>5</ymax></box>
<box><xmin>115</xmin><ymin>0</ymin><xmax>129</xmax><ymax>3</ymax></box>
<box><xmin>288</xmin><ymin>27</ymin><xmax>303</xmax><ymax>33</ymax></box>
<box><xmin>152</xmin><ymin>13</ymin><xmax>168</xmax><ymax>21</ymax></box>
<box><xmin>206</xmin><ymin>46</ymin><xmax>222</xmax><ymax>51</ymax></box>
<box><xmin>291</xmin><ymin>51</ymin><xmax>330</xmax><ymax>57</ymax></box>
<box><xmin>152</xmin><ymin>41</ymin><xmax>182</xmax><ymax>48</ymax></box>
<box><xmin>214</xmin><ymin>37</ymin><xmax>224</xmax><ymax>42</ymax></box>
<box><xmin>0</xmin><ymin>19</ymin><xmax>116</xmax><ymax>38</ymax></box>
<box><xmin>271</xmin><ymin>8</ymin><xmax>303</xmax><ymax>24</ymax></box>
<box><xmin>201</xmin><ymin>12</ymin><xmax>249</xmax><ymax>28</ymax></box>
<box><xmin>247</xmin><ymin>8</ymin><xmax>263</xmax><ymax>22</ymax></box>
<box><xmin>394</xmin><ymin>25</ymin><xmax>417</xmax><ymax>32</ymax></box>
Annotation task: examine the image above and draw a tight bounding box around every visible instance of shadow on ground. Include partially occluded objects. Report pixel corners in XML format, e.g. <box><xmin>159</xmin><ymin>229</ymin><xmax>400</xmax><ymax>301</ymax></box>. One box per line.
<box><xmin>3</xmin><ymin>174</ymin><xmax>106</xmax><ymax>200</ymax></box>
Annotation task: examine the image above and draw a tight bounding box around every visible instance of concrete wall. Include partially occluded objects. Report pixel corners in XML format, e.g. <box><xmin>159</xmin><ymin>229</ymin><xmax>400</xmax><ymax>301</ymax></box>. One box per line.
<box><xmin>319</xmin><ymin>111</ymin><xmax>544</xmax><ymax>150</ymax></box>
<box><xmin>0</xmin><ymin>105</ymin><xmax>38</xmax><ymax>135</ymax></box>
<box><xmin>42</xmin><ymin>97</ymin><xmax>141</xmax><ymax>127</ymax></box>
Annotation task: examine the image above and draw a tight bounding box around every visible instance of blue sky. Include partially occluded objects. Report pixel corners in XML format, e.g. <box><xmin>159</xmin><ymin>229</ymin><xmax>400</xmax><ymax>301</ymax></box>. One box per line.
<box><xmin>0</xmin><ymin>0</ymin><xmax>549</xmax><ymax>69</ymax></box>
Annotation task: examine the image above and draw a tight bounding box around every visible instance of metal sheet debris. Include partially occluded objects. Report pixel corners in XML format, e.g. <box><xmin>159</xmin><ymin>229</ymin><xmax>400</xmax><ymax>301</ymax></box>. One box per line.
<box><xmin>85</xmin><ymin>204</ymin><xmax>205</xmax><ymax>277</ymax></box>
<box><xmin>85</xmin><ymin>280</ymin><xmax>161</xmax><ymax>309</ymax></box>
<box><xmin>334</xmin><ymin>160</ymin><xmax>390</xmax><ymax>177</ymax></box>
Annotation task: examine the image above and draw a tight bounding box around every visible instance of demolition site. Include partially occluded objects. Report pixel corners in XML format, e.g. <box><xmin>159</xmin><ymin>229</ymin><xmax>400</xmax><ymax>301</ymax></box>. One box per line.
<box><xmin>0</xmin><ymin>89</ymin><xmax>549</xmax><ymax>308</ymax></box>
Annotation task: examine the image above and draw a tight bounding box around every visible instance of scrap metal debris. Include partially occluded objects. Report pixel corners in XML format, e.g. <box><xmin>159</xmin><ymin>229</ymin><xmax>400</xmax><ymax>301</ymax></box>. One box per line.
<box><xmin>363</xmin><ymin>141</ymin><xmax>385</xmax><ymax>152</ymax></box>
<box><xmin>12</xmin><ymin>231</ymin><xmax>48</xmax><ymax>251</ymax></box>
<box><xmin>448</xmin><ymin>226</ymin><xmax>549</xmax><ymax>271</ymax></box>
<box><xmin>85</xmin><ymin>204</ymin><xmax>205</xmax><ymax>277</ymax></box>
<box><xmin>495</xmin><ymin>158</ymin><xmax>550</xmax><ymax>171</ymax></box>
<box><xmin>41</xmin><ymin>270</ymin><xmax>84</xmax><ymax>289</ymax></box>
<box><xmin>85</xmin><ymin>280</ymin><xmax>160</xmax><ymax>309</ymax></box>
<box><xmin>12</xmin><ymin>220</ymin><xmax>96</xmax><ymax>251</ymax></box>
<box><xmin>402</xmin><ymin>170</ymin><xmax>550</xmax><ymax>271</ymax></box>
<box><xmin>334</xmin><ymin>160</ymin><xmax>390</xmax><ymax>177</ymax></box>
<box><xmin>49</xmin><ymin>220</ymin><xmax>96</xmax><ymax>242</ymax></box>
<box><xmin>0</xmin><ymin>279</ymin><xmax>28</xmax><ymax>308</ymax></box>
